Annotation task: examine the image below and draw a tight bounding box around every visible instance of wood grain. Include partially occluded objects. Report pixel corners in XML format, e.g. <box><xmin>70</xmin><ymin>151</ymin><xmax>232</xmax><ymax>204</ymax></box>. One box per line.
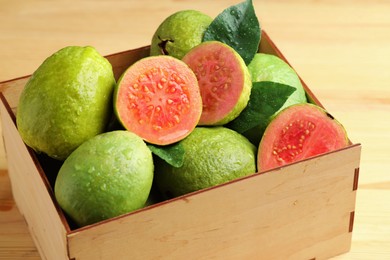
<box><xmin>0</xmin><ymin>0</ymin><xmax>389</xmax><ymax>259</ymax></box>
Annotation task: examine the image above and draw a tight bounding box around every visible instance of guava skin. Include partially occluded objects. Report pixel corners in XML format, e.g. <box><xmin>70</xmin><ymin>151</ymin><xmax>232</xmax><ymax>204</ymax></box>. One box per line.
<box><xmin>54</xmin><ymin>131</ymin><xmax>154</xmax><ymax>227</ymax></box>
<box><xmin>155</xmin><ymin>127</ymin><xmax>257</xmax><ymax>199</ymax></box>
<box><xmin>248</xmin><ymin>53</ymin><xmax>307</xmax><ymax>108</ymax></box>
<box><xmin>16</xmin><ymin>46</ymin><xmax>116</xmax><ymax>160</ymax></box>
<box><xmin>150</xmin><ymin>10</ymin><xmax>213</xmax><ymax>59</ymax></box>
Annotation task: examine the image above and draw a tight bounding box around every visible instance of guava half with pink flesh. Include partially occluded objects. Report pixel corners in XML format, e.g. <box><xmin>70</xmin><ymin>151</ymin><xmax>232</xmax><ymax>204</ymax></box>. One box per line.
<box><xmin>257</xmin><ymin>103</ymin><xmax>349</xmax><ymax>172</ymax></box>
<box><xmin>182</xmin><ymin>41</ymin><xmax>252</xmax><ymax>125</ymax></box>
<box><xmin>114</xmin><ymin>55</ymin><xmax>202</xmax><ymax>145</ymax></box>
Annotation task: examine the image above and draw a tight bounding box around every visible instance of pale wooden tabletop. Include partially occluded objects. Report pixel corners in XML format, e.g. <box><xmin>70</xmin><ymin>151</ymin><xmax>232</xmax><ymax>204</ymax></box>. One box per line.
<box><xmin>1</xmin><ymin>0</ymin><xmax>389</xmax><ymax>259</ymax></box>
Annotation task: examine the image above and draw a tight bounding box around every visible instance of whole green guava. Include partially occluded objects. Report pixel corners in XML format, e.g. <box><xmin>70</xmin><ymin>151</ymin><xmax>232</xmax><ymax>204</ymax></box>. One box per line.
<box><xmin>54</xmin><ymin>130</ymin><xmax>154</xmax><ymax>227</ymax></box>
<box><xmin>16</xmin><ymin>46</ymin><xmax>115</xmax><ymax>160</ymax></box>
<box><xmin>248</xmin><ymin>53</ymin><xmax>307</xmax><ymax>109</ymax></box>
<box><xmin>150</xmin><ymin>10</ymin><xmax>213</xmax><ymax>59</ymax></box>
<box><xmin>243</xmin><ymin>53</ymin><xmax>308</xmax><ymax>145</ymax></box>
<box><xmin>155</xmin><ymin>127</ymin><xmax>257</xmax><ymax>198</ymax></box>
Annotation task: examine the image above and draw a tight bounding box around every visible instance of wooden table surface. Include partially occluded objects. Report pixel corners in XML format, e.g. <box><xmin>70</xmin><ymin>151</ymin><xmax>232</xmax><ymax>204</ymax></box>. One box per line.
<box><xmin>1</xmin><ymin>0</ymin><xmax>389</xmax><ymax>259</ymax></box>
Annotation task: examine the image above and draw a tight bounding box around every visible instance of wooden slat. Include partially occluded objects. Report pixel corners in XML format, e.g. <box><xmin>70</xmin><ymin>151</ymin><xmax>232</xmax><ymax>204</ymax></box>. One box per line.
<box><xmin>106</xmin><ymin>46</ymin><xmax>150</xmax><ymax>80</ymax></box>
<box><xmin>0</xmin><ymin>100</ymin><xmax>69</xmax><ymax>260</ymax></box>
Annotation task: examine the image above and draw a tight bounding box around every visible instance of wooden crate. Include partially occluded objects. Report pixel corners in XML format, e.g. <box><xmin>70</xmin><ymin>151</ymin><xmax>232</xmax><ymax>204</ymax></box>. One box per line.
<box><xmin>0</xmin><ymin>31</ymin><xmax>361</xmax><ymax>260</ymax></box>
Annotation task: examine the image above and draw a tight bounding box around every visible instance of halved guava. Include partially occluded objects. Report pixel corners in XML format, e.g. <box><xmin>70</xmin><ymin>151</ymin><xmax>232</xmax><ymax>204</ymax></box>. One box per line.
<box><xmin>257</xmin><ymin>103</ymin><xmax>349</xmax><ymax>172</ymax></box>
<box><xmin>114</xmin><ymin>55</ymin><xmax>202</xmax><ymax>145</ymax></box>
<box><xmin>182</xmin><ymin>41</ymin><xmax>252</xmax><ymax>125</ymax></box>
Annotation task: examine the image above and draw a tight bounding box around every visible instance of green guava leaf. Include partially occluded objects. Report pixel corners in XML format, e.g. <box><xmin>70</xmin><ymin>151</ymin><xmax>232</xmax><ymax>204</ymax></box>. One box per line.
<box><xmin>202</xmin><ymin>0</ymin><xmax>261</xmax><ymax>65</ymax></box>
<box><xmin>226</xmin><ymin>81</ymin><xmax>296</xmax><ymax>133</ymax></box>
<box><xmin>147</xmin><ymin>142</ymin><xmax>185</xmax><ymax>168</ymax></box>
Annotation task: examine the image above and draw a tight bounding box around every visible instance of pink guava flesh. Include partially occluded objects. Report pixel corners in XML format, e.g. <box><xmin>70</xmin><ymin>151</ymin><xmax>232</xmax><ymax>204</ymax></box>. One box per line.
<box><xmin>182</xmin><ymin>41</ymin><xmax>249</xmax><ymax>125</ymax></box>
<box><xmin>257</xmin><ymin>103</ymin><xmax>349</xmax><ymax>172</ymax></box>
<box><xmin>114</xmin><ymin>56</ymin><xmax>202</xmax><ymax>145</ymax></box>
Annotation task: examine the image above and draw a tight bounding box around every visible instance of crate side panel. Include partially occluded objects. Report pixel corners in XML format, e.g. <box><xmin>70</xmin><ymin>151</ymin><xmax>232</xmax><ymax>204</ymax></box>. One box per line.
<box><xmin>67</xmin><ymin>145</ymin><xmax>360</xmax><ymax>260</ymax></box>
<box><xmin>259</xmin><ymin>31</ymin><xmax>280</xmax><ymax>56</ymax></box>
<box><xmin>0</xmin><ymin>77</ymin><xmax>28</xmax><ymax>116</ymax></box>
<box><xmin>0</xmin><ymin>101</ymin><xmax>69</xmax><ymax>260</ymax></box>
<box><xmin>106</xmin><ymin>46</ymin><xmax>150</xmax><ymax>80</ymax></box>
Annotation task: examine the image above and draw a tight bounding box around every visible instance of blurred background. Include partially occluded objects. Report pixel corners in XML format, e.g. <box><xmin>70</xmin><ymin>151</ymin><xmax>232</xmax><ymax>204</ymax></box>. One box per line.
<box><xmin>1</xmin><ymin>0</ymin><xmax>389</xmax><ymax>259</ymax></box>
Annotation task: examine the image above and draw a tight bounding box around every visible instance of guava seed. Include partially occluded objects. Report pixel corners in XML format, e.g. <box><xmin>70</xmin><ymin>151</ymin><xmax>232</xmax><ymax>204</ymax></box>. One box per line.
<box><xmin>272</xmin><ymin>119</ymin><xmax>317</xmax><ymax>163</ymax></box>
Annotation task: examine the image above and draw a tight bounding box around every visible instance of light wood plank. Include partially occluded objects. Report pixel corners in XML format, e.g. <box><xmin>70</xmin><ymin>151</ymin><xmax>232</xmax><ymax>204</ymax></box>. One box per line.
<box><xmin>0</xmin><ymin>101</ymin><xmax>69</xmax><ymax>260</ymax></box>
